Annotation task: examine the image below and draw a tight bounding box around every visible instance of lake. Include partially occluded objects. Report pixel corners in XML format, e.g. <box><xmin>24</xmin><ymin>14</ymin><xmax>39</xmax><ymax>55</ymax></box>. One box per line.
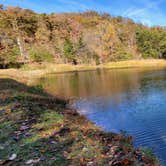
<box><xmin>38</xmin><ymin>67</ymin><xmax>166</xmax><ymax>164</ymax></box>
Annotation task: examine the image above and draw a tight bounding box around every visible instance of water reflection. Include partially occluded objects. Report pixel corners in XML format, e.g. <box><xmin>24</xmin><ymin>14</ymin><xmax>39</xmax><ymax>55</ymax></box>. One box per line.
<box><xmin>40</xmin><ymin>68</ymin><xmax>157</xmax><ymax>98</ymax></box>
<box><xmin>39</xmin><ymin>67</ymin><xmax>166</xmax><ymax>164</ymax></box>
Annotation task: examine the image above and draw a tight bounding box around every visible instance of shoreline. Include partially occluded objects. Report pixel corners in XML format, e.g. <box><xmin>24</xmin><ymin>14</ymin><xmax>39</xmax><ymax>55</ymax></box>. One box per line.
<box><xmin>0</xmin><ymin>77</ymin><xmax>158</xmax><ymax>165</ymax></box>
<box><xmin>0</xmin><ymin>59</ymin><xmax>164</xmax><ymax>165</ymax></box>
<box><xmin>0</xmin><ymin>59</ymin><xmax>165</xmax><ymax>81</ymax></box>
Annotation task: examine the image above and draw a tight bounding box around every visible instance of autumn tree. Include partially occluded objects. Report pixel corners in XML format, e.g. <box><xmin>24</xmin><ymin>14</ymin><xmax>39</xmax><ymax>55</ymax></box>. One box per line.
<box><xmin>0</xmin><ymin>5</ymin><xmax>166</xmax><ymax>67</ymax></box>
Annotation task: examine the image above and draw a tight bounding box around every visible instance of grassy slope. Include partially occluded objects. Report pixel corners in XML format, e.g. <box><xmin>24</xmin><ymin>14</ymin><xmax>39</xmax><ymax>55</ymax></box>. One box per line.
<box><xmin>0</xmin><ymin>77</ymin><xmax>158</xmax><ymax>165</ymax></box>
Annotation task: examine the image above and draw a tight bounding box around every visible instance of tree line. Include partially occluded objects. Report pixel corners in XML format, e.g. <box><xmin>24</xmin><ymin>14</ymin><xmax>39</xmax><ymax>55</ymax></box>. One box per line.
<box><xmin>0</xmin><ymin>5</ymin><xmax>166</xmax><ymax>67</ymax></box>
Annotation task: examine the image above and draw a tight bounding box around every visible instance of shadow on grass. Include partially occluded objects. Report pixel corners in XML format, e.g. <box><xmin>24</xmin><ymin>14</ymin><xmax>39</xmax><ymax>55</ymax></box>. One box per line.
<box><xmin>0</xmin><ymin>78</ymin><xmax>71</xmax><ymax>165</ymax></box>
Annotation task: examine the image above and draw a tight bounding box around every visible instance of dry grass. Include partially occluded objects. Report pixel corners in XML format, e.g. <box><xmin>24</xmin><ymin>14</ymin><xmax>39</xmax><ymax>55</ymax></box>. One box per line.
<box><xmin>102</xmin><ymin>59</ymin><xmax>166</xmax><ymax>69</ymax></box>
<box><xmin>0</xmin><ymin>60</ymin><xmax>165</xmax><ymax>81</ymax></box>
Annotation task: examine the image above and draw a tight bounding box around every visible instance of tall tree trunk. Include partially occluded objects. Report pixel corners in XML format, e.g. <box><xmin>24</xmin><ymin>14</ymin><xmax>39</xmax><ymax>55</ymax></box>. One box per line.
<box><xmin>12</xmin><ymin>19</ymin><xmax>27</xmax><ymax>63</ymax></box>
<box><xmin>17</xmin><ymin>36</ymin><xmax>24</xmax><ymax>57</ymax></box>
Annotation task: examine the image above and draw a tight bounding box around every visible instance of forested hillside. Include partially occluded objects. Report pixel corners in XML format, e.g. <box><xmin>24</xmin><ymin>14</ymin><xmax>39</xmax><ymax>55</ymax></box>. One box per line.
<box><xmin>0</xmin><ymin>5</ymin><xmax>166</xmax><ymax>66</ymax></box>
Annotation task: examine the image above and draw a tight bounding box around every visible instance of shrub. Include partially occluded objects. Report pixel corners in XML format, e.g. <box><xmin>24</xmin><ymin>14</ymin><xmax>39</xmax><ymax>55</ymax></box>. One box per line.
<box><xmin>30</xmin><ymin>48</ymin><xmax>53</xmax><ymax>62</ymax></box>
<box><xmin>63</xmin><ymin>38</ymin><xmax>75</xmax><ymax>62</ymax></box>
<box><xmin>0</xmin><ymin>46</ymin><xmax>20</xmax><ymax>64</ymax></box>
<box><xmin>113</xmin><ymin>45</ymin><xmax>133</xmax><ymax>60</ymax></box>
<box><xmin>8</xmin><ymin>46</ymin><xmax>20</xmax><ymax>62</ymax></box>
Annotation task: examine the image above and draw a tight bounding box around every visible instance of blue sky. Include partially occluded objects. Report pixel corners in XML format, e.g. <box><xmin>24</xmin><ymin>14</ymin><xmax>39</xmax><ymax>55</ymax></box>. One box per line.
<box><xmin>1</xmin><ymin>0</ymin><xmax>166</xmax><ymax>26</ymax></box>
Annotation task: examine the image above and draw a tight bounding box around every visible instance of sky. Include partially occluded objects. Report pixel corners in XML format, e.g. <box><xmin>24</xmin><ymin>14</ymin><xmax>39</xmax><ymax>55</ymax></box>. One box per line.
<box><xmin>1</xmin><ymin>0</ymin><xmax>166</xmax><ymax>26</ymax></box>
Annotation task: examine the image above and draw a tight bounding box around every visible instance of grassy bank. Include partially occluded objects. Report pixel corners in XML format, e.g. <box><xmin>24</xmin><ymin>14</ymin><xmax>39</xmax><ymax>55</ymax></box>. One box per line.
<box><xmin>0</xmin><ymin>76</ymin><xmax>158</xmax><ymax>165</ymax></box>
<box><xmin>0</xmin><ymin>60</ymin><xmax>165</xmax><ymax>81</ymax></box>
<box><xmin>102</xmin><ymin>59</ymin><xmax>166</xmax><ymax>69</ymax></box>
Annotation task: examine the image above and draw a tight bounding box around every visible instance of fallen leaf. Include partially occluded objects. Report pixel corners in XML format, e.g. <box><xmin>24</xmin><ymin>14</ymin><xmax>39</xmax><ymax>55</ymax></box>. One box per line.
<box><xmin>25</xmin><ymin>160</ymin><xmax>33</xmax><ymax>165</ymax></box>
<box><xmin>25</xmin><ymin>158</ymin><xmax>40</xmax><ymax>165</ymax></box>
<box><xmin>121</xmin><ymin>158</ymin><xmax>132</xmax><ymax>165</ymax></box>
<box><xmin>40</xmin><ymin>149</ymin><xmax>46</xmax><ymax>153</ymax></box>
<box><xmin>0</xmin><ymin>145</ymin><xmax>4</xmax><ymax>150</ymax></box>
<box><xmin>9</xmin><ymin>153</ymin><xmax>17</xmax><ymax>160</ymax></box>
<box><xmin>63</xmin><ymin>151</ymin><xmax>68</xmax><ymax>157</ymax></box>
<box><xmin>20</xmin><ymin>125</ymin><xmax>29</xmax><ymax>131</ymax></box>
<box><xmin>80</xmin><ymin>157</ymin><xmax>85</xmax><ymax>166</ymax></box>
<box><xmin>87</xmin><ymin>161</ymin><xmax>94</xmax><ymax>166</ymax></box>
<box><xmin>0</xmin><ymin>160</ymin><xmax>3</xmax><ymax>164</ymax></box>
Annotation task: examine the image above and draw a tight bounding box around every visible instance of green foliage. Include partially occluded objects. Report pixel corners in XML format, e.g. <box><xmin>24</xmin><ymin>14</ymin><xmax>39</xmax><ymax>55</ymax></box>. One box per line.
<box><xmin>114</xmin><ymin>44</ymin><xmax>133</xmax><ymax>60</ymax></box>
<box><xmin>30</xmin><ymin>48</ymin><xmax>53</xmax><ymax>62</ymax></box>
<box><xmin>77</xmin><ymin>36</ymin><xmax>85</xmax><ymax>49</ymax></box>
<box><xmin>136</xmin><ymin>28</ymin><xmax>166</xmax><ymax>59</ymax></box>
<box><xmin>63</xmin><ymin>38</ymin><xmax>75</xmax><ymax>62</ymax></box>
<box><xmin>0</xmin><ymin>46</ymin><xmax>19</xmax><ymax>64</ymax></box>
<box><xmin>8</xmin><ymin>46</ymin><xmax>20</xmax><ymax>62</ymax></box>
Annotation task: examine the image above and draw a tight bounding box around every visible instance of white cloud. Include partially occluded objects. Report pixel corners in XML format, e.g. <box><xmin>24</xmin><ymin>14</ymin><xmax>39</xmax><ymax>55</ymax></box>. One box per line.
<box><xmin>122</xmin><ymin>0</ymin><xmax>165</xmax><ymax>26</ymax></box>
<box><xmin>124</xmin><ymin>0</ymin><xmax>163</xmax><ymax>17</ymax></box>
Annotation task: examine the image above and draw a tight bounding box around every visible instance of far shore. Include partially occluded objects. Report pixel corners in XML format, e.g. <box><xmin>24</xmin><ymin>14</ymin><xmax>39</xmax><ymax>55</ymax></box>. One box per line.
<box><xmin>0</xmin><ymin>59</ymin><xmax>165</xmax><ymax>81</ymax></box>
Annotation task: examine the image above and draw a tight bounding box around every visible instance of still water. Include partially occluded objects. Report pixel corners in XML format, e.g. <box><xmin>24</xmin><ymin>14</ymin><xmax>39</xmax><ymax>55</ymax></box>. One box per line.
<box><xmin>39</xmin><ymin>67</ymin><xmax>166</xmax><ymax>164</ymax></box>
